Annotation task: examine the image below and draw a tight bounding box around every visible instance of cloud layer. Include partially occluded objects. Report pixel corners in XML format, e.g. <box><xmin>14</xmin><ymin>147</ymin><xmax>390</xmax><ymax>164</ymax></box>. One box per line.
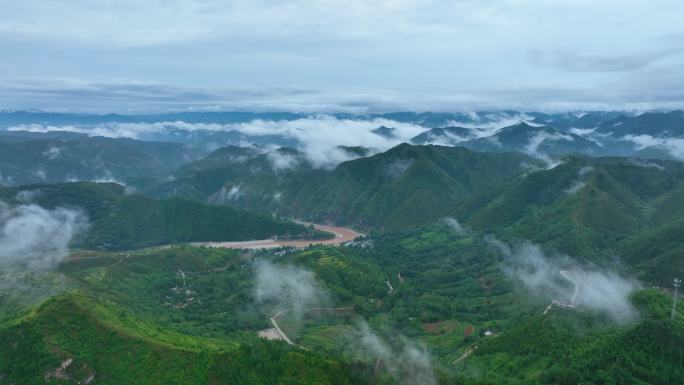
<box><xmin>9</xmin><ymin>115</ymin><xmax>427</xmax><ymax>168</ymax></box>
<box><xmin>1</xmin><ymin>2</ymin><xmax>683</xmax><ymax>111</ymax></box>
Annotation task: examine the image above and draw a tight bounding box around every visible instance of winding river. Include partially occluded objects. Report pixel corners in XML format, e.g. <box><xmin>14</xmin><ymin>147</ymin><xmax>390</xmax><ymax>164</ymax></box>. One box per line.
<box><xmin>193</xmin><ymin>223</ymin><xmax>362</xmax><ymax>250</ymax></box>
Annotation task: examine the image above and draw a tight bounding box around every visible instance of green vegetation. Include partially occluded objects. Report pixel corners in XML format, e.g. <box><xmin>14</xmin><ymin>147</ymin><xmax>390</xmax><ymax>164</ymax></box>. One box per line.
<box><xmin>0</xmin><ymin>182</ymin><xmax>314</xmax><ymax>250</ymax></box>
<box><xmin>455</xmin><ymin>156</ymin><xmax>684</xmax><ymax>283</ymax></box>
<box><xmin>0</xmin><ymin>131</ymin><xmax>203</xmax><ymax>185</ymax></box>
<box><xmin>139</xmin><ymin>144</ymin><xmax>538</xmax><ymax>230</ymax></box>
<box><xmin>3</xmin><ymin>141</ymin><xmax>684</xmax><ymax>384</ymax></box>
<box><xmin>2</xmin><ymin>219</ymin><xmax>683</xmax><ymax>384</ymax></box>
<box><xmin>467</xmin><ymin>290</ymin><xmax>684</xmax><ymax>385</ymax></box>
<box><xmin>0</xmin><ymin>292</ymin><xmax>366</xmax><ymax>385</ymax></box>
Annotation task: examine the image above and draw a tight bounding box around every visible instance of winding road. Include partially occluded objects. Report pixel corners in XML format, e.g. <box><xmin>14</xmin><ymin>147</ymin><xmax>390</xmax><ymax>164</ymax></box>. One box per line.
<box><xmin>543</xmin><ymin>270</ymin><xmax>579</xmax><ymax>314</ymax></box>
<box><xmin>193</xmin><ymin>223</ymin><xmax>362</xmax><ymax>250</ymax></box>
<box><xmin>560</xmin><ymin>270</ymin><xmax>579</xmax><ymax>305</ymax></box>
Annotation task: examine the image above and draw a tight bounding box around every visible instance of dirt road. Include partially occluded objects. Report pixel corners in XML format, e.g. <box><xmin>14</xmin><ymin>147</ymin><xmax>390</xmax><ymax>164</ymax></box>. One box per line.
<box><xmin>258</xmin><ymin>306</ymin><xmax>354</xmax><ymax>349</ymax></box>
<box><xmin>543</xmin><ymin>270</ymin><xmax>579</xmax><ymax>314</ymax></box>
<box><xmin>560</xmin><ymin>270</ymin><xmax>579</xmax><ymax>304</ymax></box>
<box><xmin>193</xmin><ymin>223</ymin><xmax>362</xmax><ymax>250</ymax></box>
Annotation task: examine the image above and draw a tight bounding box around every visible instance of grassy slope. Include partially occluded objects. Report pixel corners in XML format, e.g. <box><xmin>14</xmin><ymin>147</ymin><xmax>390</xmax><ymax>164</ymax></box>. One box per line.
<box><xmin>0</xmin><ymin>292</ymin><xmax>364</xmax><ymax>385</ymax></box>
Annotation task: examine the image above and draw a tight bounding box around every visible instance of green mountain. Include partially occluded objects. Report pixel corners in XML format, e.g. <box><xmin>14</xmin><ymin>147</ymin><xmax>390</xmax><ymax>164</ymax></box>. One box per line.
<box><xmin>4</xmin><ymin>111</ymin><xmax>684</xmax><ymax>385</ymax></box>
<box><xmin>459</xmin><ymin>123</ymin><xmax>605</xmax><ymax>157</ymax></box>
<box><xmin>455</xmin><ymin>156</ymin><xmax>684</xmax><ymax>283</ymax></box>
<box><xmin>0</xmin><ymin>292</ymin><xmax>365</xmax><ymax>385</ymax></box>
<box><xmin>597</xmin><ymin>111</ymin><xmax>684</xmax><ymax>137</ymax></box>
<box><xmin>141</xmin><ymin>143</ymin><xmax>539</xmax><ymax>231</ymax></box>
<box><xmin>4</xmin><ymin>220</ymin><xmax>681</xmax><ymax>385</ymax></box>
<box><xmin>410</xmin><ymin>126</ymin><xmax>474</xmax><ymax>145</ymax></box>
<box><xmin>280</xmin><ymin>144</ymin><xmax>537</xmax><ymax>230</ymax></box>
<box><xmin>0</xmin><ymin>182</ymin><xmax>311</xmax><ymax>250</ymax></box>
<box><xmin>0</xmin><ymin>131</ymin><xmax>203</xmax><ymax>186</ymax></box>
<box><xmin>468</xmin><ymin>290</ymin><xmax>684</xmax><ymax>385</ymax></box>
<box><xmin>131</xmin><ymin>145</ymin><xmax>319</xmax><ymax>202</ymax></box>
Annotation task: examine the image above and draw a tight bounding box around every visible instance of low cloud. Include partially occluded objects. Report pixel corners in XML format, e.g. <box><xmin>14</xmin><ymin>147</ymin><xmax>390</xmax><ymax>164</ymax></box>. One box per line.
<box><xmin>565</xmin><ymin>166</ymin><xmax>593</xmax><ymax>194</ymax></box>
<box><xmin>524</xmin><ymin>131</ymin><xmax>573</xmax><ymax>166</ymax></box>
<box><xmin>267</xmin><ymin>151</ymin><xmax>303</xmax><ymax>172</ymax></box>
<box><xmin>42</xmin><ymin>146</ymin><xmax>61</xmax><ymax>160</ymax></box>
<box><xmin>0</xmin><ymin>268</ymin><xmax>69</xmax><ymax>315</ymax></box>
<box><xmin>628</xmin><ymin>158</ymin><xmax>665</xmax><ymax>170</ymax></box>
<box><xmin>622</xmin><ymin>134</ymin><xmax>684</xmax><ymax>160</ymax></box>
<box><xmin>384</xmin><ymin>158</ymin><xmax>414</xmax><ymax>179</ymax></box>
<box><xmin>253</xmin><ymin>260</ymin><xmax>329</xmax><ymax>325</ymax></box>
<box><xmin>0</xmin><ymin>200</ymin><xmax>88</xmax><ymax>267</ymax></box>
<box><xmin>351</xmin><ymin>321</ymin><xmax>436</xmax><ymax>385</ymax></box>
<box><xmin>33</xmin><ymin>168</ymin><xmax>47</xmax><ymax>181</ymax></box>
<box><xmin>9</xmin><ymin>115</ymin><xmax>427</xmax><ymax>169</ymax></box>
<box><xmin>622</xmin><ymin>134</ymin><xmax>665</xmax><ymax>150</ymax></box>
<box><xmin>253</xmin><ymin>260</ymin><xmax>436</xmax><ymax>383</ymax></box>
<box><xmin>443</xmin><ymin>217</ymin><xmax>468</xmax><ymax>235</ymax></box>
<box><xmin>227</xmin><ymin>185</ymin><xmax>243</xmax><ymax>201</ymax></box>
<box><xmin>490</xmin><ymin>239</ymin><xmax>641</xmax><ymax>323</ymax></box>
<box><xmin>445</xmin><ymin>113</ymin><xmax>540</xmax><ymax>138</ymax></box>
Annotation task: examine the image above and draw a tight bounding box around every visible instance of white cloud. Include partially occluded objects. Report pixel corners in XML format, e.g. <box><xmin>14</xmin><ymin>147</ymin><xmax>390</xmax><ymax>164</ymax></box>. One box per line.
<box><xmin>227</xmin><ymin>185</ymin><xmax>243</xmax><ymax>201</ymax></box>
<box><xmin>523</xmin><ymin>131</ymin><xmax>573</xmax><ymax>166</ymax></box>
<box><xmin>446</xmin><ymin>113</ymin><xmax>540</xmax><ymax>137</ymax></box>
<box><xmin>565</xmin><ymin>166</ymin><xmax>593</xmax><ymax>194</ymax></box>
<box><xmin>660</xmin><ymin>138</ymin><xmax>684</xmax><ymax>159</ymax></box>
<box><xmin>384</xmin><ymin>159</ymin><xmax>414</xmax><ymax>179</ymax></box>
<box><xmin>622</xmin><ymin>134</ymin><xmax>665</xmax><ymax>150</ymax></box>
<box><xmin>9</xmin><ymin>115</ymin><xmax>427</xmax><ymax>168</ymax></box>
<box><xmin>254</xmin><ymin>260</ymin><xmax>329</xmax><ymax>326</ymax></box>
<box><xmin>351</xmin><ymin>321</ymin><xmax>436</xmax><ymax>385</ymax></box>
<box><xmin>1</xmin><ymin>1</ymin><xmax>682</xmax><ymax>112</ymax></box>
<box><xmin>491</xmin><ymin>239</ymin><xmax>641</xmax><ymax>323</ymax></box>
<box><xmin>621</xmin><ymin>134</ymin><xmax>684</xmax><ymax>160</ymax></box>
<box><xmin>42</xmin><ymin>146</ymin><xmax>61</xmax><ymax>160</ymax></box>
<box><xmin>443</xmin><ymin>217</ymin><xmax>468</xmax><ymax>235</ymax></box>
<box><xmin>266</xmin><ymin>151</ymin><xmax>302</xmax><ymax>172</ymax></box>
<box><xmin>0</xmin><ymin>200</ymin><xmax>88</xmax><ymax>266</ymax></box>
<box><xmin>253</xmin><ymin>259</ymin><xmax>436</xmax><ymax>384</ymax></box>
<box><xmin>33</xmin><ymin>168</ymin><xmax>47</xmax><ymax>181</ymax></box>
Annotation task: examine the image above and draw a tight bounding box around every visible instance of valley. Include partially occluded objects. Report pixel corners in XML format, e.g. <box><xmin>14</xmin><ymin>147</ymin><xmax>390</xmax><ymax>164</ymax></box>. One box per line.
<box><xmin>1</xmin><ymin>110</ymin><xmax>683</xmax><ymax>385</ymax></box>
<box><xmin>3</xmin><ymin>1</ymin><xmax>684</xmax><ymax>382</ymax></box>
<box><xmin>194</xmin><ymin>223</ymin><xmax>362</xmax><ymax>249</ymax></box>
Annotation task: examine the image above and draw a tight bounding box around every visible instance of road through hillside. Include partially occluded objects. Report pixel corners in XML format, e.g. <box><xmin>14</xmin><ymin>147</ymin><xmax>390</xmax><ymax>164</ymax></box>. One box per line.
<box><xmin>560</xmin><ymin>270</ymin><xmax>579</xmax><ymax>304</ymax></box>
<box><xmin>543</xmin><ymin>270</ymin><xmax>579</xmax><ymax>314</ymax></box>
<box><xmin>193</xmin><ymin>223</ymin><xmax>362</xmax><ymax>250</ymax></box>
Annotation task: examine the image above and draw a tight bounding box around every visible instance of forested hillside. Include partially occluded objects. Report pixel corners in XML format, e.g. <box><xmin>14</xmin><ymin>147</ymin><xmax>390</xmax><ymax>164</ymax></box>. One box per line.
<box><xmin>0</xmin><ymin>131</ymin><xmax>203</xmax><ymax>185</ymax></box>
<box><xmin>0</xmin><ymin>182</ymin><xmax>312</xmax><ymax>250</ymax></box>
<box><xmin>455</xmin><ymin>156</ymin><xmax>684</xmax><ymax>283</ymax></box>
<box><xmin>140</xmin><ymin>144</ymin><xmax>539</xmax><ymax>230</ymax></box>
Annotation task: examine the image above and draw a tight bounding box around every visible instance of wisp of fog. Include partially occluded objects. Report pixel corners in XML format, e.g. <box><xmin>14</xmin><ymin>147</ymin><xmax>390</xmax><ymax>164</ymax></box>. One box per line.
<box><xmin>253</xmin><ymin>259</ymin><xmax>437</xmax><ymax>384</ymax></box>
<box><xmin>0</xmin><ymin>199</ymin><xmax>88</xmax><ymax>267</ymax></box>
<box><xmin>352</xmin><ymin>320</ymin><xmax>437</xmax><ymax>385</ymax></box>
<box><xmin>491</xmin><ymin>239</ymin><xmax>641</xmax><ymax>323</ymax></box>
<box><xmin>253</xmin><ymin>259</ymin><xmax>329</xmax><ymax>324</ymax></box>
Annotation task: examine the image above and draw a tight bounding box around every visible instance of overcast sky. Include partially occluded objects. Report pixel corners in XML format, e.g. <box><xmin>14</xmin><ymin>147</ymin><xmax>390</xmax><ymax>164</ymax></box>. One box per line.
<box><xmin>1</xmin><ymin>0</ymin><xmax>683</xmax><ymax>112</ymax></box>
